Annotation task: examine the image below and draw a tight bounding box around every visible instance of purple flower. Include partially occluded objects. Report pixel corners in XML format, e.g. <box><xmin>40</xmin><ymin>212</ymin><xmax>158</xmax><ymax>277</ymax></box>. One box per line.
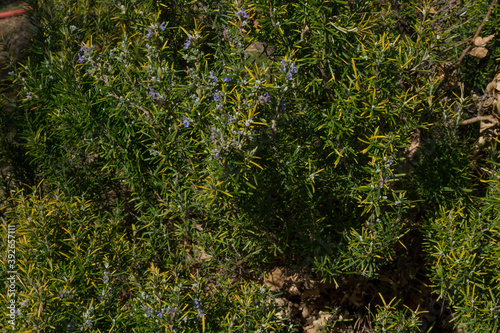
<box><xmin>146</xmin><ymin>306</ymin><xmax>152</xmax><ymax>318</ymax></box>
<box><xmin>388</xmin><ymin>156</ymin><xmax>394</xmax><ymax>166</ymax></box>
<box><xmin>227</xmin><ymin>114</ymin><xmax>233</xmax><ymax>124</ymax></box>
<box><xmin>281</xmin><ymin>59</ymin><xmax>287</xmax><ymax>72</ymax></box>
<box><xmin>211</xmin><ymin>149</ymin><xmax>220</xmax><ymax>158</ymax></box>
<box><xmin>282</xmin><ymin>62</ymin><xmax>296</xmax><ymax>80</ymax></box>
<box><xmin>183</xmin><ymin>117</ymin><xmax>190</xmax><ymax>128</ymax></box>
<box><xmin>184</xmin><ymin>34</ymin><xmax>193</xmax><ymax>49</ymax></box>
<box><xmin>77</xmin><ymin>53</ymin><xmax>83</xmax><ymax>64</ymax></box>
<box><xmin>157</xmin><ymin>310</ymin><xmax>162</xmax><ymax>318</ymax></box>
<box><xmin>210</xmin><ymin>71</ymin><xmax>218</xmax><ymax>83</ymax></box>
<box><xmin>379</xmin><ymin>176</ymin><xmax>388</xmax><ymax>188</ymax></box>
<box><xmin>237</xmin><ymin>7</ymin><xmax>247</xmax><ymax>19</ymax></box>
<box><xmin>280</xmin><ymin>100</ymin><xmax>286</xmax><ymax>111</ymax></box>
<box><xmin>223</xmin><ymin>77</ymin><xmax>231</xmax><ymax>82</ymax></box>
<box><xmin>146</xmin><ymin>44</ymin><xmax>152</xmax><ymax>50</ymax></box>
<box><xmin>263</xmin><ymin>92</ymin><xmax>271</xmax><ymax>103</ymax></box>
<box><xmin>88</xmin><ymin>319</ymin><xmax>92</xmax><ymax>329</ymax></box>
<box><xmin>194</xmin><ymin>299</ymin><xmax>200</xmax><ymax>309</ymax></box>
<box><xmin>104</xmin><ymin>273</ymin><xmax>109</xmax><ymax>284</ymax></box>
<box><xmin>149</xmin><ymin>88</ymin><xmax>160</xmax><ymax>100</ymax></box>
<box><xmin>146</xmin><ymin>29</ymin><xmax>152</xmax><ymax>39</ymax></box>
<box><xmin>222</xmin><ymin>25</ymin><xmax>231</xmax><ymax>39</ymax></box>
<box><xmin>160</xmin><ymin>22</ymin><xmax>166</xmax><ymax>30</ymax></box>
<box><xmin>210</xmin><ymin>132</ymin><xmax>216</xmax><ymax>141</ymax></box>
<box><xmin>214</xmin><ymin>90</ymin><xmax>220</xmax><ymax>102</ymax></box>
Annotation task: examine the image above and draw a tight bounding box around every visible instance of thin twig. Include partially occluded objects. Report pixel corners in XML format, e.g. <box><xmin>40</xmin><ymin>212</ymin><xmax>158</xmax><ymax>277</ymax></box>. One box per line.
<box><xmin>460</xmin><ymin>115</ymin><xmax>498</xmax><ymax>125</ymax></box>
<box><xmin>443</xmin><ymin>38</ymin><xmax>472</xmax><ymax>53</ymax></box>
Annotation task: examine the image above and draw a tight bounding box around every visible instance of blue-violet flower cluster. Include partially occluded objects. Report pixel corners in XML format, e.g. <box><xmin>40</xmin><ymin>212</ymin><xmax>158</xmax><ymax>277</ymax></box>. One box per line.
<box><xmin>149</xmin><ymin>88</ymin><xmax>161</xmax><ymax>100</ymax></box>
<box><xmin>194</xmin><ymin>298</ymin><xmax>204</xmax><ymax>318</ymax></box>
<box><xmin>237</xmin><ymin>7</ymin><xmax>247</xmax><ymax>19</ymax></box>
<box><xmin>77</xmin><ymin>43</ymin><xmax>90</xmax><ymax>64</ymax></box>
<box><xmin>281</xmin><ymin>60</ymin><xmax>297</xmax><ymax>80</ymax></box>
<box><xmin>184</xmin><ymin>34</ymin><xmax>193</xmax><ymax>49</ymax></box>
<box><xmin>209</xmin><ymin>71</ymin><xmax>218</xmax><ymax>83</ymax></box>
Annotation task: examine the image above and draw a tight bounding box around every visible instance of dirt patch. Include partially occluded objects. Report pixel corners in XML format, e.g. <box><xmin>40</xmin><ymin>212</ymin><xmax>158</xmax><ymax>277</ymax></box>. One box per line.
<box><xmin>0</xmin><ymin>1</ymin><xmax>32</xmax><ymax>79</ymax></box>
<box><xmin>0</xmin><ymin>1</ymin><xmax>33</xmax><ymax>204</ymax></box>
<box><xmin>263</xmin><ymin>231</ymin><xmax>457</xmax><ymax>332</ymax></box>
<box><xmin>245</xmin><ymin>41</ymin><xmax>275</xmax><ymax>63</ymax></box>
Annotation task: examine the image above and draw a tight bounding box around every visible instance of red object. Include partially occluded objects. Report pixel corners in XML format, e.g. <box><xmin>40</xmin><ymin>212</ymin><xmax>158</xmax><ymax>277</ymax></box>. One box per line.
<box><xmin>0</xmin><ymin>8</ymin><xmax>29</xmax><ymax>20</ymax></box>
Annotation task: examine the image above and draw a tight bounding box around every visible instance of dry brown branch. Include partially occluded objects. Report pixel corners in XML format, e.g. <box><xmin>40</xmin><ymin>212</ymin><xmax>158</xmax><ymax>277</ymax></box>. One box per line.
<box><xmin>460</xmin><ymin>115</ymin><xmax>497</xmax><ymax>125</ymax></box>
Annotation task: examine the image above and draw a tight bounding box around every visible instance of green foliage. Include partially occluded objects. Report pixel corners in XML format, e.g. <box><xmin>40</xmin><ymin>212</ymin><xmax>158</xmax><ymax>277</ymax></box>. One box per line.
<box><xmin>0</xmin><ymin>187</ymin><xmax>289</xmax><ymax>332</ymax></box>
<box><xmin>372</xmin><ymin>296</ymin><xmax>421</xmax><ymax>333</ymax></box>
<box><xmin>423</xmin><ymin>179</ymin><xmax>500</xmax><ymax>332</ymax></box>
<box><xmin>0</xmin><ymin>0</ymin><xmax>499</xmax><ymax>331</ymax></box>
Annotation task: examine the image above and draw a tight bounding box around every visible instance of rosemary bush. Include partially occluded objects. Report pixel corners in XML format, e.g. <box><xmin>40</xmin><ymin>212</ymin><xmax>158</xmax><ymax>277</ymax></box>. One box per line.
<box><xmin>1</xmin><ymin>0</ymin><xmax>499</xmax><ymax>331</ymax></box>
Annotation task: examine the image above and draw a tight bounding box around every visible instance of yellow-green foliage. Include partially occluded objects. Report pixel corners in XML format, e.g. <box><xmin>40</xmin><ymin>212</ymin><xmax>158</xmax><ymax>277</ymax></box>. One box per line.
<box><xmin>0</xmin><ymin>187</ymin><xmax>286</xmax><ymax>332</ymax></box>
<box><xmin>1</xmin><ymin>188</ymin><xmax>111</xmax><ymax>331</ymax></box>
<box><xmin>372</xmin><ymin>296</ymin><xmax>421</xmax><ymax>333</ymax></box>
<box><xmin>424</xmin><ymin>171</ymin><xmax>500</xmax><ymax>332</ymax></box>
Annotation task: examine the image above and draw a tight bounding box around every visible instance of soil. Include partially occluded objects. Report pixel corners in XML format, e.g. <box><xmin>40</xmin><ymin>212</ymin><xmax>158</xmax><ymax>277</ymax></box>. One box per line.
<box><xmin>0</xmin><ymin>1</ymin><xmax>32</xmax><ymax>80</ymax></box>
<box><xmin>0</xmin><ymin>1</ymin><xmax>32</xmax><ymax>202</ymax></box>
<box><xmin>261</xmin><ymin>230</ymin><xmax>456</xmax><ymax>332</ymax></box>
